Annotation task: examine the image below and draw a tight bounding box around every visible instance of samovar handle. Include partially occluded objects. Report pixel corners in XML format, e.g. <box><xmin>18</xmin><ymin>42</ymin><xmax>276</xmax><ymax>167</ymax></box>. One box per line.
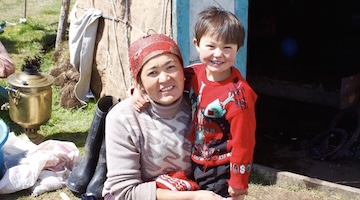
<box><xmin>5</xmin><ymin>86</ymin><xmax>21</xmax><ymax>106</ymax></box>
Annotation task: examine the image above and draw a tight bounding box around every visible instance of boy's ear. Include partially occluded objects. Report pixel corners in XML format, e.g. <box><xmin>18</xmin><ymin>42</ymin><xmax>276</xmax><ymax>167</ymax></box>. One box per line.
<box><xmin>193</xmin><ymin>38</ymin><xmax>198</xmax><ymax>46</ymax></box>
<box><xmin>193</xmin><ymin>38</ymin><xmax>200</xmax><ymax>53</ymax></box>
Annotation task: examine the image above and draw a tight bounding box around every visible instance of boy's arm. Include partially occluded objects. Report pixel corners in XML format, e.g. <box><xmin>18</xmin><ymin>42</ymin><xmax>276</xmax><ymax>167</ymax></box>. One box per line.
<box><xmin>227</xmin><ymin>104</ymin><xmax>256</xmax><ymax>190</ymax></box>
<box><xmin>131</xmin><ymin>87</ymin><xmax>150</xmax><ymax>112</ymax></box>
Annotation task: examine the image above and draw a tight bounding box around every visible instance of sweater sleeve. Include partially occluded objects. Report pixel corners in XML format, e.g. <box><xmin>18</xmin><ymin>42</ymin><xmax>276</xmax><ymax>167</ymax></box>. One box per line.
<box><xmin>103</xmin><ymin>104</ymin><xmax>157</xmax><ymax>200</ymax></box>
<box><xmin>227</xmin><ymin>89</ymin><xmax>257</xmax><ymax>190</ymax></box>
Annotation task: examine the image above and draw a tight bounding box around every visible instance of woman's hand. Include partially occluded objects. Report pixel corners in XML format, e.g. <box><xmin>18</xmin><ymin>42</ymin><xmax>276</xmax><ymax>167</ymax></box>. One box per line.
<box><xmin>157</xmin><ymin>189</ymin><xmax>224</xmax><ymax>200</ymax></box>
<box><xmin>192</xmin><ymin>190</ymin><xmax>224</xmax><ymax>200</ymax></box>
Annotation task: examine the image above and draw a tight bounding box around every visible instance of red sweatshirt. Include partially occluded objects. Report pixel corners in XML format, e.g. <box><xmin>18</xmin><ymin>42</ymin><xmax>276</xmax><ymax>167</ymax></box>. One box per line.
<box><xmin>184</xmin><ymin>63</ymin><xmax>257</xmax><ymax>190</ymax></box>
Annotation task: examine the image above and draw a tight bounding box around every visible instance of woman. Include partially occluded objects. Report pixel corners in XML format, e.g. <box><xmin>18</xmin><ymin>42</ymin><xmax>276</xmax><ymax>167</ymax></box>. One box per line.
<box><xmin>0</xmin><ymin>41</ymin><xmax>15</xmax><ymax>78</ymax></box>
<box><xmin>102</xmin><ymin>34</ymin><xmax>223</xmax><ymax>200</ymax></box>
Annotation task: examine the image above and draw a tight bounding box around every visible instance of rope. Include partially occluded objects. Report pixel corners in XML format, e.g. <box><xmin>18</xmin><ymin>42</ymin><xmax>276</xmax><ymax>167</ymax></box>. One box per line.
<box><xmin>75</xmin><ymin>4</ymin><xmax>146</xmax><ymax>36</ymax></box>
<box><xmin>167</xmin><ymin>0</ymin><xmax>172</xmax><ymax>35</ymax></box>
<box><xmin>75</xmin><ymin>1</ymin><xmax>169</xmax><ymax>94</ymax></box>
<box><xmin>159</xmin><ymin>0</ymin><xmax>165</xmax><ymax>33</ymax></box>
<box><xmin>124</xmin><ymin>0</ymin><xmax>132</xmax><ymax>88</ymax></box>
<box><xmin>105</xmin><ymin>0</ymin><xmax>111</xmax><ymax>92</ymax></box>
<box><xmin>110</xmin><ymin>0</ymin><xmax>128</xmax><ymax>93</ymax></box>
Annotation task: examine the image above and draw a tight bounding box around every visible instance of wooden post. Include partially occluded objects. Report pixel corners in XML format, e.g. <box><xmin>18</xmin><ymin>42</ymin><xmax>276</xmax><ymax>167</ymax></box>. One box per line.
<box><xmin>55</xmin><ymin>0</ymin><xmax>71</xmax><ymax>50</ymax></box>
<box><xmin>24</xmin><ymin>0</ymin><xmax>27</xmax><ymax>19</ymax></box>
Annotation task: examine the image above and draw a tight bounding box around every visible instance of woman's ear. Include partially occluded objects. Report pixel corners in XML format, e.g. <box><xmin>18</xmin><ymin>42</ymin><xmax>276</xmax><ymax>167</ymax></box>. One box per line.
<box><xmin>136</xmin><ymin>84</ymin><xmax>146</xmax><ymax>94</ymax></box>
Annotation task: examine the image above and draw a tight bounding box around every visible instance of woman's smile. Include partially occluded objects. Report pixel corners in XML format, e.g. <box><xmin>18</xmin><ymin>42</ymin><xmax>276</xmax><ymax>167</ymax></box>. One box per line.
<box><xmin>160</xmin><ymin>85</ymin><xmax>174</xmax><ymax>92</ymax></box>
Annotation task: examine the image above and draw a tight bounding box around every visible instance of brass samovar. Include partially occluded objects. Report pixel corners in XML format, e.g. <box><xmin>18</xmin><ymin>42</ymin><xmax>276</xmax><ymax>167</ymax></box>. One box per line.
<box><xmin>2</xmin><ymin>65</ymin><xmax>54</xmax><ymax>144</ymax></box>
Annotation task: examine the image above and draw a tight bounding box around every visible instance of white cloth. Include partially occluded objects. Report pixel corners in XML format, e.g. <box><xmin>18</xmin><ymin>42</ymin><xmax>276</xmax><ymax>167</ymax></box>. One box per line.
<box><xmin>30</xmin><ymin>169</ymin><xmax>68</xmax><ymax>197</ymax></box>
<box><xmin>69</xmin><ymin>4</ymin><xmax>102</xmax><ymax>106</ymax></box>
<box><xmin>0</xmin><ymin>132</ymin><xmax>79</xmax><ymax>195</ymax></box>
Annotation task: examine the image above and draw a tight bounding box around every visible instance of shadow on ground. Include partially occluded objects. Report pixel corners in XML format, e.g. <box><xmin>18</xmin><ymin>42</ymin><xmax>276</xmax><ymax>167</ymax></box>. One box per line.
<box><xmin>254</xmin><ymin>94</ymin><xmax>360</xmax><ymax>189</ymax></box>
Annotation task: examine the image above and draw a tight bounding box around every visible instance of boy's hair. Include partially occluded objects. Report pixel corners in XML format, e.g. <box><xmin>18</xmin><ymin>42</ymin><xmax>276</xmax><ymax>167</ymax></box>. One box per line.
<box><xmin>194</xmin><ymin>6</ymin><xmax>245</xmax><ymax>50</ymax></box>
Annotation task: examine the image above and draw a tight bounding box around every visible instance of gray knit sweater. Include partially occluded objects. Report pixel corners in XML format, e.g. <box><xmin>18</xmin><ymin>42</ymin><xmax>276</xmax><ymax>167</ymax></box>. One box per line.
<box><xmin>102</xmin><ymin>96</ymin><xmax>192</xmax><ymax>200</ymax></box>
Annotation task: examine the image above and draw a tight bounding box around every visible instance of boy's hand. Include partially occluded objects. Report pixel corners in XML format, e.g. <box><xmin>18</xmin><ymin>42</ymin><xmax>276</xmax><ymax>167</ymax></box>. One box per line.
<box><xmin>131</xmin><ymin>87</ymin><xmax>150</xmax><ymax>112</ymax></box>
<box><xmin>224</xmin><ymin>195</ymin><xmax>245</xmax><ymax>200</ymax></box>
<box><xmin>228</xmin><ymin>186</ymin><xmax>247</xmax><ymax>198</ymax></box>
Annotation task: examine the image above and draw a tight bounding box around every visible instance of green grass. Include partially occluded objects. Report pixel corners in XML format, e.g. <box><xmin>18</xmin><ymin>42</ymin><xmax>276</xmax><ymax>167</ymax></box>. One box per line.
<box><xmin>249</xmin><ymin>169</ymin><xmax>271</xmax><ymax>185</ymax></box>
<box><xmin>0</xmin><ymin>0</ymin><xmax>94</xmax><ymax>149</ymax></box>
<box><xmin>0</xmin><ymin>21</ymin><xmax>57</xmax><ymax>75</ymax></box>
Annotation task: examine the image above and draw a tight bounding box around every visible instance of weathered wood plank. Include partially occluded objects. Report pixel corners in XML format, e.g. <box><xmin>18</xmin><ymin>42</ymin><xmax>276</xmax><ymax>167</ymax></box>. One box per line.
<box><xmin>248</xmin><ymin>76</ymin><xmax>339</xmax><ymax>107</ymax></box>
<box><xmin>56</xmin><ymin>0</ymin><xmax>71</xmax><ymax>50</ymax></box>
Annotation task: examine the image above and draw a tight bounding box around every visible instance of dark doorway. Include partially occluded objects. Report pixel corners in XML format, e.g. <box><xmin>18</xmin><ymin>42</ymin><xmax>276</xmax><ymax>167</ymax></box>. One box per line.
<box><xmin>247</xmin><ymin>0</ymin><xmax>360</xmax><ymax>188</ymax></box>
<box><xmin>248</xmin><ymin>0</ymin><xmax>360</xmax><ymax>88</ymax></box>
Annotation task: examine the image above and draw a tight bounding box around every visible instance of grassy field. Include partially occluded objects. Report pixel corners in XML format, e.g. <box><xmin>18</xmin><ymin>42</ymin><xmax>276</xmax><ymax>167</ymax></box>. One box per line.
<box><xmin>0</xmin><ymin>0</ymin><xmax>97</xmax><ymax>136</ymax></box>
<box><xmin>0</xmin><ymin>0</ymin><xmax>94</xmax><ymax>199</ymax></box>
<box><xmin>0</xmin><ymin>1</ymin><xmax>358</xmax><ymax>200</ymax></box>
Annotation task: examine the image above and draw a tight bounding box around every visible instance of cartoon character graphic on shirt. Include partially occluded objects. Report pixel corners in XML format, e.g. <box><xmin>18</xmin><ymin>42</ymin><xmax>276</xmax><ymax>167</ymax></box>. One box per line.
<box><xmin>189</xmin><ymin>82</ymin><xmax>237</xmax><ymax>160</ymax></box>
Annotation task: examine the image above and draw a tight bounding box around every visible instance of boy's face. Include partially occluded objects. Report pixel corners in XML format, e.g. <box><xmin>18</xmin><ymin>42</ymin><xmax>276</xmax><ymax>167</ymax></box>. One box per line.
<box><xmin>194</xmin><ymin>34</ymin><xmax>238</xmax><ymax>81</ymax></box>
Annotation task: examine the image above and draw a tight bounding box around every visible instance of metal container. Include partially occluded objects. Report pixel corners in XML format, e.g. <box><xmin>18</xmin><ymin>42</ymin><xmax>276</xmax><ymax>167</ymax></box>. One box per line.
<box><xmin>5</xmin><ymin>65</ymin><xmax>54</xmax><ymax>144</ymax></box>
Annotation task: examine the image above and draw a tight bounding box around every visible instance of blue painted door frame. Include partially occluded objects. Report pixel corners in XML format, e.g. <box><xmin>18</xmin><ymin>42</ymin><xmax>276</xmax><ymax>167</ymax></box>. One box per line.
<box><xmin>172</xmin><ymin>0</ymin><xmax>249</xmax><ymax>78</ymax></box>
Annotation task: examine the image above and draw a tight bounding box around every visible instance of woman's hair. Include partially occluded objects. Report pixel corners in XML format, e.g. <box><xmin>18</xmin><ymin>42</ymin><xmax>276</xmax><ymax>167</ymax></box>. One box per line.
<box><xmin>194</xmin><ymin>6</ymin><xmax>245</xmax><ymax>50</ymax></box>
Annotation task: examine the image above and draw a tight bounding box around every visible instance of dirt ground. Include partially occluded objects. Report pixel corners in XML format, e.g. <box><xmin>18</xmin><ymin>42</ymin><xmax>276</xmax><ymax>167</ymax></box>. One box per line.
<box><xmin>253</xmin><ymin>93</ymin><xmax>360</xmax><ymax>190</ymax></box>
<box><xmin>2</xmin><ymin>94</ymin><xmax>358</xmax><ymax>200</ymax></box>
<box><xmin>247</xmin><ymin>184</ymin><xmax>343</xmax><ymax>200</ymax></box>
<box><xmin>0</xmin><ymin>185</ymin><xmax>346</xmax><ymax>200</ymax></box>
<box><xmin>0</xmin><ymin>182</ymin><xmax>352</xmax><ymax>200</ymax></box>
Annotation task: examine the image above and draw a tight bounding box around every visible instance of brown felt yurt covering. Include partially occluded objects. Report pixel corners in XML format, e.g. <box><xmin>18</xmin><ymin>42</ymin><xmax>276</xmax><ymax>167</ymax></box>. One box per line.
<box><xmin>72</xmin><ymin>0</ymin><xmax>173</xmax><ymax>101</ymax></box>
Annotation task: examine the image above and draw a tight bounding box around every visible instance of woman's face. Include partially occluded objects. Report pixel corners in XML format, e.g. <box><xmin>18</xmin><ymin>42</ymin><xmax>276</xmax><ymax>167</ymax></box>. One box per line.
<box><xmin>140</xmin><ymin>53</ymin><xmax>184</xmax><ymax>105</ymax></box>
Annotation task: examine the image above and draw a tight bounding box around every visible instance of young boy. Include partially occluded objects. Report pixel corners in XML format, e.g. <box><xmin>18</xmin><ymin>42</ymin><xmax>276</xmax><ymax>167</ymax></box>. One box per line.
<box><xmin>185</xmin><ymin>6</ymin><xmax>257</xmax><ymax>199</ymax></box>
<box><xmin>132</xmin><ymin>6</ymin><xmax>257</xmax><ymax>199</ymax></box>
